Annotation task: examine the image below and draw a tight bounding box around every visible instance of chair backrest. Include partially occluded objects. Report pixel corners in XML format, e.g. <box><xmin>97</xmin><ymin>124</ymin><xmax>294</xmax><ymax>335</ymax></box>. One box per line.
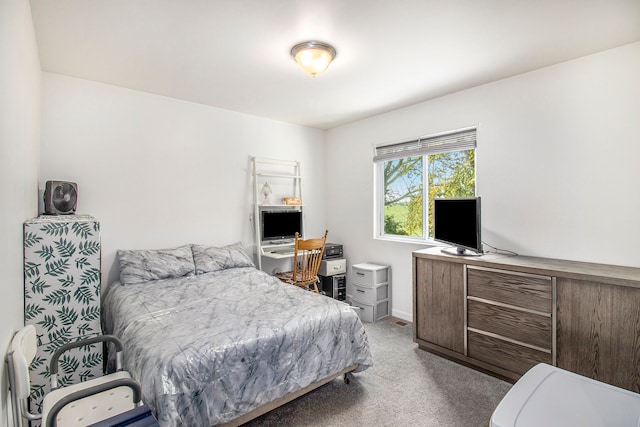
<box><xmin>9</xmin><ymin>325</ymin><xmax>37</xmax><ymax>400</ymax></box>
<box><xmin>292</xmin><ymin>230</ymin><xmax>328</xmax><ymax>284</ymax></box>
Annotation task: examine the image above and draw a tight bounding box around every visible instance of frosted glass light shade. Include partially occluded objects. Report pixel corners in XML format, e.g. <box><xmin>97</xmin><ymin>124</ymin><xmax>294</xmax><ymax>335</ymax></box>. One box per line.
<box><xmin>291</xmin><ymin>41</ymin><xmax>336</xmax><ymax>76</ymax></box>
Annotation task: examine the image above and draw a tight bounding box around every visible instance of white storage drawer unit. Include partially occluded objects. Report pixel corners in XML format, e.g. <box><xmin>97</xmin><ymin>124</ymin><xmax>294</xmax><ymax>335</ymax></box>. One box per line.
<box><xmin>352</xmin><ymin>262</ymin><xmax>389</xmax><ymax>287</ymax></box>
<box><xmin>351</xmin><ymin>283</ymin><xmax>389</xmax><ymax>305</ymax></box>
<box><xmin>352</xmin><ymin>299</ymin><xmax>390</xmax><ymax>323</ymax></box>
<box><xmin>350</xmin><ymin>263</ymin><xmax>391</xmax><ymax>322</ymax></box>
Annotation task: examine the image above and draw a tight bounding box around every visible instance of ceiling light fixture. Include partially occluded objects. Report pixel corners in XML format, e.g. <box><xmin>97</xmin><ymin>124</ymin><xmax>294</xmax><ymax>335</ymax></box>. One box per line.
<box><xmin>290</xmin><ymin>41</ymin><xmax>336</xmax><ymax>77</ymax></box>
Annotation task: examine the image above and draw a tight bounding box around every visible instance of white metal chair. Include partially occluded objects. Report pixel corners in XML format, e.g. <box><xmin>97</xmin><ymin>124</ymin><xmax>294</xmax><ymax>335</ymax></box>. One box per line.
<box><xmin>6</xmin><ymin>325</ymin><xmax>143</xmax><ymax>427</ymax></box>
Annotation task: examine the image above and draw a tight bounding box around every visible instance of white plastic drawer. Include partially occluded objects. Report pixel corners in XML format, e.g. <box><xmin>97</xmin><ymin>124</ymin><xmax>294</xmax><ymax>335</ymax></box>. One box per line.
<box><xmin>351</xmin><ymin>283</ymin><xmax>389</xmax><ymax>305</ymax></box>
<box><xmin>352</xmin><ymin>263</ymin><xmax>389</xmax><ymax>287</ymax></box>
<box><xmin>351</xmin><ymin>299</ymin><xmax>390</xmax><ymax>323</ymax></box>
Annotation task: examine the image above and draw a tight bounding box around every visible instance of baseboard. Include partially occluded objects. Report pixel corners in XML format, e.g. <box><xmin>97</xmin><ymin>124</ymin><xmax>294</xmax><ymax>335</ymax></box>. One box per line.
<box><xmin>391</xmin><ymin>308</ymin><xmax>412</xmax><ymax>323</ymax></box>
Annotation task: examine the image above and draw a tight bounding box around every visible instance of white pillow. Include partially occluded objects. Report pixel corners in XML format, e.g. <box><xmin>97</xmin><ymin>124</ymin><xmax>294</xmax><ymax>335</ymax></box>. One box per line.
<box><xmin>117</xmin><ymin>245</ymin><xmax>195</xmax><ymax>285</ymax></box>
<box><xmin>191</xmin><ymin>242</ymin><xmax>254</xmax><ymax>274</ymax></box>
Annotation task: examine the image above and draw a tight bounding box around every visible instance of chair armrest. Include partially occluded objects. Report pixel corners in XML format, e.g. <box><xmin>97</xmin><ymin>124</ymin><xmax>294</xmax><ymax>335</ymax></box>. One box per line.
<box><xmin>45</xmin><ymin>377</ymin><xmax>142</xmax><ymax>427</ymax></box>
<box><xmin>50</xmin><ymin>335</ymin><xmax>124</xmax><ymax>388</ymax></box>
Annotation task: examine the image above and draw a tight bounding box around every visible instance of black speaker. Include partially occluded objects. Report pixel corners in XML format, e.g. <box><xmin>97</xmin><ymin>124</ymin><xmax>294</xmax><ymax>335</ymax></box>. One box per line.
<box><xmin>44</xmin><ymin>181</ymin><xmax>78</xmax><ymax>215</ymax></box>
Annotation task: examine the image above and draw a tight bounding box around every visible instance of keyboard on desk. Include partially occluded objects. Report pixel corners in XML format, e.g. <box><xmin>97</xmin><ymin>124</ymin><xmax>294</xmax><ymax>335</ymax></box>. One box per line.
<box><xmin>270</xmin><ymin>248</ymin><xmax>295</xmax><ymax>255</ymax></box>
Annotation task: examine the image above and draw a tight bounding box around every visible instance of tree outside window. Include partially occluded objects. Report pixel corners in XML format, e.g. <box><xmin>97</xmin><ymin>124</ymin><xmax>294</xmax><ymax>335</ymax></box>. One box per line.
<box><xmin>380</xmin><ymin>149</ymin><xmax>475</xmax><ymax>240</ymax></box>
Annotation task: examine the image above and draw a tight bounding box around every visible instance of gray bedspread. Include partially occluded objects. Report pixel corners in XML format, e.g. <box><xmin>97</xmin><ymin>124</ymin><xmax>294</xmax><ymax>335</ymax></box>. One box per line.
<box><xmin>102</xmin><ymin>266</ymin><xmax>372</xmax><ymax>426</ymax></box>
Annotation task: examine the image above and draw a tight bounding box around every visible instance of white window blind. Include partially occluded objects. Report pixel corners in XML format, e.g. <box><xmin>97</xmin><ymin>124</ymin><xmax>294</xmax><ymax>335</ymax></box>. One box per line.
<box><xmin>374</xmin><ymin>127</ymin><xmax>477</xmax><ymax>162</ymax></box>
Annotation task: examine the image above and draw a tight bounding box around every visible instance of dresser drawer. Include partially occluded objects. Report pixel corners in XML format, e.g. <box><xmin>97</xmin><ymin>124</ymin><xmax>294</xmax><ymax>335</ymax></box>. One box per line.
<box><xmin>467</xmin><ymin>299</ymin><xmax>552</xmax><ymax>349</ymax></box>
<box><xmin>467</xmin><ymin>330</ymin><xmax>552</xmax><ymax>376</ymax></box>
<box><xmin>467</xmin><ymin>267</ymin><xmax>552</xmax><ymax>313</ymax></box>
<box><xmin>351</xmin><ymin>283</ymin><xmax>389</xmax><ymax>305</ymax></box>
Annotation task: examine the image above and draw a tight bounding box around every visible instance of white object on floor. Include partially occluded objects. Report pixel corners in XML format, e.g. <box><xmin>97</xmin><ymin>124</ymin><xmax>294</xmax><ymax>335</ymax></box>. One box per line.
<box><xmin>7</xmin><ymin>325</ymin><xmax>143</xmax><ymax>427</ymax></box>
<box><xmin>490</xmin><ymin>363</ymin><xmax>640</xmax><ymax>427</ymax></box>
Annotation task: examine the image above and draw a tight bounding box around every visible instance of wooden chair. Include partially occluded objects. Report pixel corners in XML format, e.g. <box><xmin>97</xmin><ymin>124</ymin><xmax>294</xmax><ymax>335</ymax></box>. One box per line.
<box><xmin>275</xmin><ymin>230</ymin><xmax>328</xmax><ymax>293</ymax></box>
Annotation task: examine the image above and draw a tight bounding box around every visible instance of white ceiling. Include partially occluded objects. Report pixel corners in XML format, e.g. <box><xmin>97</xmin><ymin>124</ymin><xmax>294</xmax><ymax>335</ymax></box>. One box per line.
<box><xmin>29</xmin><ymin>0</ymin><xmax>640</xmax><ymax>130</ymax></box>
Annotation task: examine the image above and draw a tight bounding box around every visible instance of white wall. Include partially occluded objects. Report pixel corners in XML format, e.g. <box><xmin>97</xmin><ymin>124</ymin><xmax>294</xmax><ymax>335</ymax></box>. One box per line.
<box><xmin>40</xmin><ymin>73</ymin><xmax>326</xmax><ymax>287</ymax></box>
<box><xmin>326</xmin><ymin>42</ymin><xmax>640</xmax><ymax>322</ymax></box>
<box><xmin>0</xmin><ymin>0</ymin><xmax>41</xmax><ymax>425</ymax></box>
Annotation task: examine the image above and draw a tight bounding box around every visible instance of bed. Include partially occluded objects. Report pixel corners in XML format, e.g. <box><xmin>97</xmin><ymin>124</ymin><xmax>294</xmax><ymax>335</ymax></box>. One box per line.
<box><xmin>102</xmin><ymin>243</ymin><xmax>373</xmax><ymax>426</ymax></box>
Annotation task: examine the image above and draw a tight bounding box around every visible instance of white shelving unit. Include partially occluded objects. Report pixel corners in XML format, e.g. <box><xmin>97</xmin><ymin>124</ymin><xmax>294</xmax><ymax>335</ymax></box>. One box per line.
<box><xmin>252</xmin><ymin>157</ymin><xmax>304</xmax><ymax>271</ymax></box>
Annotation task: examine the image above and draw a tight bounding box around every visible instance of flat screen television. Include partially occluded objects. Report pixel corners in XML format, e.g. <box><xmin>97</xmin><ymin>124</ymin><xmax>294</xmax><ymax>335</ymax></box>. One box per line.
<box><xmin>261</xmin><ymin>210</ymin><xmax>302</xmax><ymax>243</ymax></box>
<box><xmin>433</xmin><ymin>197</ymin><xmax>483</xmax><ymax>256</ymax></box>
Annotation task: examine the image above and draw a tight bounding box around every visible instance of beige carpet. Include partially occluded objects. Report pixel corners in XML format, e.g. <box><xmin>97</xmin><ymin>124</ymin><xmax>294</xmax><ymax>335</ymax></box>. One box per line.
<box><xmin>244</xmin><ymin>317</ymin><xmax>512</xmax><ymax>426</ymax></box>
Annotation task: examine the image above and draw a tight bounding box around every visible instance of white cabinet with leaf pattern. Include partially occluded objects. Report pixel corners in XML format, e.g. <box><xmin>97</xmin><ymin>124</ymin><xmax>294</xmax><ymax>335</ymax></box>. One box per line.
<box><xmin>23</xmin><ymin>215</ymin><xmax>102</xmax><ymax>420</ymax></box>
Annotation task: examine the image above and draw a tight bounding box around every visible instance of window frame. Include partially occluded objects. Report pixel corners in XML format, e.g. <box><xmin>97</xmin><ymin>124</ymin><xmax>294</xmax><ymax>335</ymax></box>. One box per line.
<box><xmin>373</xmin><ymin>127</ymin><xmax>477</xmax><ymax>244</ymax></box>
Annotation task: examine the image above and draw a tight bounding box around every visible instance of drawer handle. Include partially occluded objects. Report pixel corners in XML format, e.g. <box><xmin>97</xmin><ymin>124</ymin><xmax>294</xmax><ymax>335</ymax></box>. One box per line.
<box><xmin>356</xmin><ymin>272</ymin><xmax>365</xmax><ymax>276</ymax></box>
<box><xmin>357</xmin><ymin>289</ymin><xmax>365</xmax><ymax>293</ymax></box>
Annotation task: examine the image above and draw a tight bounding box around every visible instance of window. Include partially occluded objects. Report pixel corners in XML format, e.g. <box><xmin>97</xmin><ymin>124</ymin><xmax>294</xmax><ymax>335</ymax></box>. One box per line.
<box><xmin>374</xmin><ymin>127</ymin><xmax>477</xmax><ymax>242</ymax></box>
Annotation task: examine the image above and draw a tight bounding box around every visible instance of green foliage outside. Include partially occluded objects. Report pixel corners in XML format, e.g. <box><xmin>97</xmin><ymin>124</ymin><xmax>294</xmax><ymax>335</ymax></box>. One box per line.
<box><xmin>383</xmin><ymin>150</ymin><xmax>475</xmax><ymax>238</ymax></box>
<box><xmin>383</xmin><ymin>156</ymin><xmax>422</xmax><ymax>237</ymax></box>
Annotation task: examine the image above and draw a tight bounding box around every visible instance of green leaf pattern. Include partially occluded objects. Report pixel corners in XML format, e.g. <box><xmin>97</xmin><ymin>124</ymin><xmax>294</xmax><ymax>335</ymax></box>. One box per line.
<box><xmin>45</xmin><ymin>258</ymin><xmax>70</xmax><ymax>277</ymax></box>
<box><xmin>76</xmin><ymin>322</ymin><xmax>90</xmax><ymax>336</ymax></box>
<box><xmin>23</xmin><ymin>216</ymin><xmax>103</xmax><ymax>418</ymax></box>
<box><xmin>29</xmin><ymin>383</ymin><xmax>46</xmax><ymax>403</ymax></box>
<box><xmin>24</xmin><ymin>231</ymin><xmax>43</xmax><ymax>247</ymax></box>
<box><xmin>24</xmin><ymin>261</ymin><xmax>40</xmax><ymax>279</ymax></box>
<box><xmin>30</xmin><ymin>277</ymin><xmax>49</xmax><ymax>294</ymax></box>
<box><xmin>35</xmin><ymin>244</ymin><xmax>55</xmax><ymax>261</ymax></box>
<box><xmin>78</xmin><ymin>240</ymin><xmax>100</xmax><ymax>256</ymax></box>
<box><xmin>60</xmin><ymin>354</ymin><xmax>80</xmax><ymax>374</ymax></box>
<box><xmin>81</xmin><ymin>306</ymin><xmax>100</xmax><ymax>322</ymax></box>
<box><xmin>47</xmin><ymin>326</ymin><xmax>72</xmax><ymax>343</ymax></box>
<box><xmin>58</xmin><ymin>375</ymin><xmax>73</xmax><ymax>388</ymax></box>
<box><xmin>72</xmin><ymin>222</ymin><xmax>94</xmax><ymax>239</ymax></box>
<box><xmin>83</xmin><ymin>352</ymin><xmax>102</xmax><ymax>368</ymax></box>
<box><xmin>31</xmin><ymin>354</ymin><xmax>46</xmax><ymax>370</ymax></box>
<box><xmin>43</xmin><ymin>289</ymin><xmax>71</xmax><ymax>305</ymax></box>
<box><xmin>58</xmin><ymin>274</ymin><xmax>75</xmax><ymax>288</ymax></box>
<box><xmin>38</xmin><ymin>314</ymin><xmax>57</xmax><ymax>332</ymax></box>
<box><xmin>80</xmin><ymin>268</ymin><xmax>100</xmax><ymax>286</ymax></box>
<box><xmin>40</xmin><ymin>222</ymin><xmax>69</xmax><ymax>236</ymax></box>
<box><xmin>75</xmin><ymin>257</ymin><xmax>90</xmax><ymax>269</ymax></box>
<box><xmin>73</xmin><ymin>285</ymin><xmax>94</xmax><ymax>305</ymax></box>
<box><xmin>55</xmin><ymin>238</ymin><xmax>76</xmax><ymax>258</ymax></box>
<box><xmin>25</xmin><ymin>303</ymin><xmax>45</xmax><ymax>321</ymax></box>
<box><xmin>57</xmin><ymin>306</ymin><xmax>78</xmax><ymax>326</ymax></box>
<box><xmin>44</xmin><ymin>341</ymin><xmax>59</xmax><ymax>354</ymax></box>
<box><xmin>78</xmin><ymin>369</ymin><xmax>94</xmax><ymax>382</ymax></box>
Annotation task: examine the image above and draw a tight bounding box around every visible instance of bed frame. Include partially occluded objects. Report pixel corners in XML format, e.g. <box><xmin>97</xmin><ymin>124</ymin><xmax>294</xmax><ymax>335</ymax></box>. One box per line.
<box><xmin>218</xmin><ymin>364</ymin><xmax>359</xmax><ymax>426</ymax></box>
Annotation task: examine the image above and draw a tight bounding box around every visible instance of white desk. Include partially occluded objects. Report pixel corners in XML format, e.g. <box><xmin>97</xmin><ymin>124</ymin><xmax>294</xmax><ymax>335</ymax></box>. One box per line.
<box><xmin>261</xmin><ymin>243</ymin><xmax>295</xmax><ymax>259</ymax></box>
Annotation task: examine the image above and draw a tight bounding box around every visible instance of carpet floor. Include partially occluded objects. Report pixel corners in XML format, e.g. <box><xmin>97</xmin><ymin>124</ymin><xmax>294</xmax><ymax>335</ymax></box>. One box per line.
<box><xmin>244</xmin><ymin>317</ymin><xmax>512</xmax><ymax>426</ymax></box>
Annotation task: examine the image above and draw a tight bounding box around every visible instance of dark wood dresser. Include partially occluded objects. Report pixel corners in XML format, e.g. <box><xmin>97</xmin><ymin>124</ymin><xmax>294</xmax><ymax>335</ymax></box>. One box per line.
<box><xmin>413</xmin><ymin>247</ymin><xmax>640</xmax><ymax>392</ymax></box>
